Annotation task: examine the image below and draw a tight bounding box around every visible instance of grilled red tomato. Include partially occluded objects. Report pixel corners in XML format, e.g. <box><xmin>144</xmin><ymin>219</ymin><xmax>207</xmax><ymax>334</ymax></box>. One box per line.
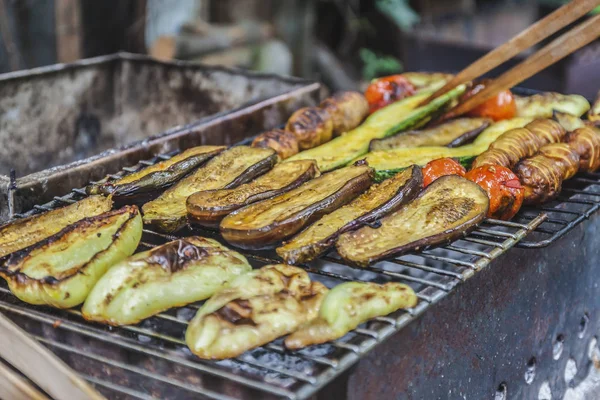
<box><xmin>465</xmin><ymin>164</ymin><xmax>524</xmax><ymax>220</ymax></box>
<box><xmin>422</xmin><ymin>158</ymin><xmax>466</xmax><ymax>188</ymax></box>
<box><xmin>365</xmin><ymin>75</ymin><xmax>416</xmax><ymax>114</ymax></box>
<box><xmin>462</xmin><ymin>80</ymin><xmax>516</xmax><ymax>121</ymax></box>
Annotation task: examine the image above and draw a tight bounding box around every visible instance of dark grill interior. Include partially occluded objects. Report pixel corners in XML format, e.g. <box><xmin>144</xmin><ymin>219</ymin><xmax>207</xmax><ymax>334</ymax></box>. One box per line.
<box><xmin>5</xmin><ymin>139</ymin><xmax>599</xmax><ymax>399</ymax></box>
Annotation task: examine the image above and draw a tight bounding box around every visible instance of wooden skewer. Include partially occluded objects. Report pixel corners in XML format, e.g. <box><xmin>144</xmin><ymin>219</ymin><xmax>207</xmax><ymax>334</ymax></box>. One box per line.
<box><xmin>0</xmin><ymin>360</ymin><xmax>49</xmax><ymax>400</ymax></box>
<box><xmin>0</xmin><ymin>312</ymin><xmax>105</xmax><ymax>400</ymax></box>
<box><xmin>421</xmin><ymin>0</ymin><xmax>600</xmax><ymax>106</ymax></box>
<box><xmin>444</xmin><ymin>13</ymin><xmax>600</xmax><ymax>119</ymax></box>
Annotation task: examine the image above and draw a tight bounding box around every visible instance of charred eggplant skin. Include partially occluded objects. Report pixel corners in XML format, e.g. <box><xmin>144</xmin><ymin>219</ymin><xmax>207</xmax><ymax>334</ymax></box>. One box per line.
<box><xmin>82</xmin><ymin>237</ymin><xmax>251</xmax><ymax>326</ymax></box>
<box><xmin>336</xmin><ymin>175</ymin><xmax>489</xmax><ymax>267</ymax></box>
<box><xmin>276</xmin><ymin>166</ymin><xmax>422</xmax><ymax>264</ymax></box>
<box><xmin>142</xmin><ymin>146</ymin><xmax>277</xmax><ymax>232</ymax></box>
<box><xmin>0</xmin><ymin>206</ymin><xmax>142</xmax><ymax>308</ymax></box>
<box><xmin>187</xmin><ymin>160</ymin><xmax>320</xmax><ymax>227</ymax></box>
<box><xmin>87</xmin><ymin>146</ymin><xmax>226</xmax><ymax>199</ymax></box>
<box><xmin>220</xmin><ymin>163</ymin><xmax>374</xmax><ymax>250</ymax></box>
<box><xmin>0</xmin><ymin>195</ymin><xmax>113</xmax><ymax>259</ymax></box>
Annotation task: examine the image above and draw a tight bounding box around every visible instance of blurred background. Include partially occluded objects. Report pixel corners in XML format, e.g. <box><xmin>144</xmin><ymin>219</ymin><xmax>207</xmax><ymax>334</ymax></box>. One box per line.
<box><xmin>1</xmin><ymin>0</ymin><xmax>600</xmax><ymax>97</ymax></box>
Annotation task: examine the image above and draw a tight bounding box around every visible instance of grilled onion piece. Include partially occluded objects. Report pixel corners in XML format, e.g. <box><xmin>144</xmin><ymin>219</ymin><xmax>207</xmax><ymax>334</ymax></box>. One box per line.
<box><xmin>277</xmin><ymin>166</ymin><xmax>422</xmax><ymax>264</ymax></box>
<box><xmin>187</xmin><ymin>160</ymin><xmax>319</xmax><ymax>226</ymax></box>
<box><xmin>369</xmin><ymin>118</ymin><xmax>491</xmax><ymax>151</ymax></box>
<box><xmin>336</xmin><ymin>175</ymin><xmax>489</xmax><ymax>267</ymax></box>
<box><xmin>286</xmin><ymin>107</ymin><xmax>334</xmax><ymax>150</ymax></box>
<box><xmin>87</xmin><ymin>146</ymin><xmax>225</xmax><ymax>199</ymax></box>
<box><xmin>285</xmin><ymin>282</ymin><xmax>417</xmax><ymax>349</ymax></box>
<box><xmin>251</xmin><ymin>129</ymin><xmax>299</xmax><ymax>160</ymax></box>
<box><xmin>0</xmin><ymin>206</ymin><xmax>142</xmax><ymax>308</ymax></box>
<box><xmin>186</xmin><ymin>264</ymin><xmax>328</xmax><ymax>359</ymax></box>
<box><xmin>220</xmin><ymin>163</ymin><xmax>373</xmax><ymax>249</ymax></box>
<box><xmin>472</xmin><ymin>119</ymin><xmax>565</xmax><ymax>169</ymax></box>
<box><xmin>142</xmin><ymin>146</ymin><xmax>277</xmax><ymax>232</ymax></box>
<box><xmin>515</xmin><ymin>92</ymin><xmax>590</xmax><ymax>118</ymax></box>
<box><xmin>319</xmin><ymin>91</ymin><xmax>369</xmax><ymax>136</ymax></box>
<box><xmin>82</xmin><ymin>237</ymin><xmax>251</xmax><ymax>325</ymax></box>
<box><xmin>565</xmin><ymin>127</ymin><xmax>600</xmax><ymax>172</ymax></box>
<box><xmin>0</xmin><ymin>195</ymin><xmax>112</xmax><ymax>259</ymax></box>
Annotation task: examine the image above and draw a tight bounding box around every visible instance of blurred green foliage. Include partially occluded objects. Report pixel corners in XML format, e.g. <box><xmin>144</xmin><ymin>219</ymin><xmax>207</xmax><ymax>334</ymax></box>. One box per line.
<box><xmin>375</xmin><ymin>0</ymin><xmax>420</xmax><ymax>31</ymax></box>
<box><xmin>360</xmin><ymin>48</ymin><xmax>403</xmax><ymax>81</ymax></box>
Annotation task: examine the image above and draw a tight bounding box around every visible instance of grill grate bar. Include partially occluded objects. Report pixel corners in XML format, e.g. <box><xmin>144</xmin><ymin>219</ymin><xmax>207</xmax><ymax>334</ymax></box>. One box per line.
<box><xmin>81</xmin><ymin>374</ymin><xmax>156</xmax><ymax>400</ymax></box>
<box><xmin>387</xmin><ymin>258</ymin><xmax>466</xmax><ymax>278</ymax></box>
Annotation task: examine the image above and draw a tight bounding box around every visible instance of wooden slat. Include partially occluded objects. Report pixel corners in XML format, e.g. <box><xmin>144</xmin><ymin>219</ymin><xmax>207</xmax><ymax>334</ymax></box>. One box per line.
<box><xmin>54</xmin><ymin>0</ymin><xmax>81</xmax><ymax>63</ymax></box>
<box><xmin>0</xmin><ymin>360</ymin><xmax>49</xmax><ymax>400</ymax></box>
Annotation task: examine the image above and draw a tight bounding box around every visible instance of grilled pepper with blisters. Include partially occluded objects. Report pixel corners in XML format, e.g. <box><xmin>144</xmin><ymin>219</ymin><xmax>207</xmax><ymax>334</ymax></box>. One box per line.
<box><xmin>186</xmin><ymin>264</ymin><xmax>328</xmax><ymax>360</ymax></box>
<box><xmin>220</xmin><ymin>162</ymin><xmax>373</xmax><ymax>249</ymax></box>
<box><xmin>0</xmin><ymin>206</ymin><xmax>142</xmax><ymax>308</ymax></box>
<box><xmin>276</xmin><ymin>166</ymin><xmax>422</xmax><ymax>264</ymax></box>
<box><xmin>82</xmin><ymin>237</ymin><xmax>251</xmax><ymax>326</ymax></box>
<box><xmin>87</xmin><ymin>146</ymin><xmax>225</xmax><ymax>200</ymax></box>
<box><xmin>285</xmin><ymin>282</ymin><xmax>417</xmax><ymax>349</ymax></box>
<box><xmin>142</xmin><ymin>146</ymin><xmax>277</xmax><ymax>232</ymax></box>
<box><xmin>0</xmin><ymin>195</ymin><xmax>112</xmax><ymax>259</ymax></box>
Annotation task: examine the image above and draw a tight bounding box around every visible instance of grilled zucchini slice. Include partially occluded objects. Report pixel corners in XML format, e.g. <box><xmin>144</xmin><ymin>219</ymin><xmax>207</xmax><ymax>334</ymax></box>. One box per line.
<box><xmin>336</xmin><ymin>175</ymin><xmax>489</xmax><ymax>267</ymax></box>
<box><xmin>369</xmin><ymin>117</ymin><xmax>491</xmax><ymax>151</ymax></box>
<box><xmin>285</xmin><ymin>282</ymin><xmax>417</xmax><ymax>349</ymax></box>
<box><xmin>87</xmin><ymin>146</ymin><xmax>225</xmax><ymax>199</ymax></box>
<box><xmin>276</xmin><ymin>165</ymin><xmax>422</xmax><ymax>264</ymax></box>
<box><xmin>186</xmin><ymin>264</ymin><xmax>328</xmax><ymax>360</ymax></box>
<box><xmin>220</xmin><ymin>163</ymin><xmax>373</xmax><ymax>249</ymax></box>
<box><xmin>187</xmin><ymin>160</ymin><xmax>319</xmax><ymax>226</ymax></box>
<box><xmin>0</xmin><ymin>195</ymin><xmax>113</xmax><ymax>259</ymax></box>
<box><xmin>142</xmin><ymin>146</ymin><xmax>277</xmax><ymax>232</ymax></box>
<box><xmin>0</xmin><ymin>206</ymin><xmax>142</xmax><ymax>308</ymax></box>
<box><xmin>82</xmin><ymin>237</ymin><xmax>251</xmax><ymax>325</ymax></box>
<box><xmin>285</xmin><ymin>85</ymin><xmax>465</xmax><ymax>172</ymax></box>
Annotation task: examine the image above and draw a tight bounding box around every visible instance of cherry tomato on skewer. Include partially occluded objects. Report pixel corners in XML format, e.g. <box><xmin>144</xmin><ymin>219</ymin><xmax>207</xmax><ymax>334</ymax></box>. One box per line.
<box><xmin>364</xmin><ymin>75</ymin><xmax>416</xmax><ymax>114</ymax></box>
<box><xmin>461</xmin><ymin>80</ymin><xmax>516</xmax><ymax>121</ymax></box>
<box><xmin>465</xmin><ymin>164</ymin><xmax>524</xmax><ymax>220</ymax></box>
<box><xmin>422</xmin><ymin>158</ymin><xmax>466</xmax><ymax>188</ymax></box>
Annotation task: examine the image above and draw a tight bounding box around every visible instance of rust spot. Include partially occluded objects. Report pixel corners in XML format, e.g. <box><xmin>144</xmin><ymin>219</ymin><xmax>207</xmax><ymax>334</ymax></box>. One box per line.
<box><xmin>52</xmin><ymin>320</ymin><xmax>62</xmax><ymax>328</ymax></box>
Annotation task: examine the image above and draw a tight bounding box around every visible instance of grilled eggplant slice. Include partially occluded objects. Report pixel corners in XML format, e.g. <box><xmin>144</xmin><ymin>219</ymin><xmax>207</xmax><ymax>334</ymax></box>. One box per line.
<box><xmin>187</xmin><ymin>160</ymin><xmax>319</xmax><ymax>227</ymax></box>
<box><xmin>0</xmin><ymin>195</ymin><xmax>112</xmax><ymax>259</ymax></box>
<box><xmin>0</xmin><ymin>206</ymin><xmax>142</xmax><ymax>308</ymax></box>
<box><xmin>82</xmin><ymin>237</ymin><xmax>251</xmax><ymax>325</ymax></box>
<box><xmin>515</xmin><ymin>93</ymin><xmax>590</xmax><ymax>118</ymax></box>
<box><xmin>369</xmin><ymin>117</ymin><xmax>491</xmax><ymax>151</ymax></box>
<box><xmin>285</xmin><ymin>282</ymin><xmax>417</xmax><ymax>349</ymax></box>
<box><xmin>276</xmin><ymin>166</ymin><xmax>422</xmax><ymax>264</ymax></box>
<box><xmin>87</xmin><ymin>146</ymin><xmax>225</xmax><ymax>199</ymax></box>
<box><xmin>220</xmin><ymin>163</ymin><xmax>373</xmax><ymax>249</ymax></box>
<box><xmin>142</xmin><ymin>146</ymin><xmax>277</xmax><ymax>232</ymax></box>
<box><xmin>185</xmin><ymin>264</ymin><xmax>328</xmax><ymax>359</ymax></box>
<box><xmin>336</xmin><ymin>175</ymin><xmax>489</xmax><ymax>267</ymax></box>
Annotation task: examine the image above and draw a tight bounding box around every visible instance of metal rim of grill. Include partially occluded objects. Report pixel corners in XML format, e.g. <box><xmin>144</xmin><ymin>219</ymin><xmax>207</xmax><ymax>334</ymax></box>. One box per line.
<box><xmin>2</xmin><ymin>144</ymin><xmax>600</xmax><ymax>399</ymax></box>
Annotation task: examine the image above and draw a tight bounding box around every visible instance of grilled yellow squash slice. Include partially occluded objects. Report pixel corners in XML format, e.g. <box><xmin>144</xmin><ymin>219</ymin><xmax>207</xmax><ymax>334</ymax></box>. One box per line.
<box><xmin>186</xmin><ymin>264</ymin><xmax>328</xmax><ymax>359</ymax></box>
<box><xmin>82</xmin><ymin>237</ymin><xmax>251</xmax><ymax>325</ymax></box>
<box><xmin>0</xmin><ymin>195</ymin><xmax>112</xmax><ymax>259</ymax></box>
<box><xmin>142</xmin><ymin>146</ymin><xmax>277</xmax><ymax>232</ymax></box>
<box><xmin>88</xmin><ymin>146</ymin><xmax>226</xmax><ymax>199</ymax></box>
<box><xmin>284</xmin><ymin>281</ymin><xmax>417</xmax><ymax>349</ymax></box>
<box><xmin>0</xmin><ymin>206</ymin><xmax>142</xmax><ymax>308</ymax></box>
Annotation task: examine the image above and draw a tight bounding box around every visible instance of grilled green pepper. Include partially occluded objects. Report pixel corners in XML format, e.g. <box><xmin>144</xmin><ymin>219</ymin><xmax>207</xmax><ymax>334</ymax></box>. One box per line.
<box><xmin>82</xmin><ymin>237</ymin><xmax>251</xmax><ymax>325</ymax></box>
<box><xmin>284</xmin><ymin>281</ymin><xmax>417</xmax><ymax>349</ymax></box>
<box><xmin>515</xmin><ymin>93</ymin><xmax>590</xmax><ymax>118</ymax></box>
<box><xmin>87</xmin><ymin>146</ymin><xmax>225</xmax><ymax>200</ymax></box>
<box><xmin>0</xmin><ymin>206</ymin><xmax>142</xmax><ymax>308</ymax></box>
<box><xmin>285</xmin><ymin>85</ymin><xmax>466</xmax><ymax>172</ymax></box>
<box><xmin>142</xmin><ymin>146</ymin><xmax>277</xmax><ymax>232</ymax></box>
<box><xmin>0</xmin><ymin>195</ymin><xmax>113</xmax><ymax>259</ymax></box>
<box><xmin>589</xmin><ymin>90</ymin><xmax>600</xmax><ymax>124</ymax></box>
<box><xmin>186</xmin><ymin>264</ymin><xmax>328</xmax><ymax>359</ymax></box>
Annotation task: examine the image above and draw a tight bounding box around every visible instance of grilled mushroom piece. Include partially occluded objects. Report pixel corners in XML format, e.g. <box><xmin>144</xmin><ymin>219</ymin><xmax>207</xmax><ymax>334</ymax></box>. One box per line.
<box><xmin>286</xmin><ymin>107</ymin><xmax>334</xmax><ymax>149</ymax></box>
<box><xmin>276</xmin><ymin>166</ymin><xmax>422</xmax><ymax>264</ymax></box>
<box><xmin>187</xmin><ymin>160</ymin><xmax>319</xmax><ymax>227</ymax></box>
<box><xmin>82</xmin><ymin>237</ymin><xmax>251</xmax><ymax>326</ymax></box>
<box><xmin>185</xmin><ymin>264</ymin><xmax>328</xmax><ymax>360</ymax></box>
<box><xmin>0</xmin><ymin>206</ymin><xmax>142</xmax><ymax>308</ymax></box>
<box><xmin>220</xmin><ymin>162</ymin><xmax>373</xmax><ymax>249</ymax></box>
<box><xmin>142</xmin><ymin>146</ymin><xmax>277</xmax><ymax>232</ymax></box>
<box><xmin>319</xmin><ymin>91</ymin><xmax>369</xmax><ymax>136</ymax></box>
<box><xmin>285</xmin><ymin>282</ymin><xmax>417</xmax><ymax>349</ymax></box>
<box><xmin>0</xmin><ymin>195</ymin><xmax>113</xmax><ymax>259</ymax></box>
<box><xmin>336</xmin><ymin>175</ymin><xmax>489</xmax><ymax>267</ymax></box>
<box><xmin>251</xmin><ymin>129</ymin><xmax>300</xmax><ymax>160</ymax></box>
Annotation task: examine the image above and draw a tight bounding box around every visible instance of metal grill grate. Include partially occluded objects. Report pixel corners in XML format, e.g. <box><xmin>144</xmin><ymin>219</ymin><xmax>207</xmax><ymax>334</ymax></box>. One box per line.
<box><xmin>1</xmin><ymin>147</ymin><xmax>585</xmax><ymax>400</ymax></box>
